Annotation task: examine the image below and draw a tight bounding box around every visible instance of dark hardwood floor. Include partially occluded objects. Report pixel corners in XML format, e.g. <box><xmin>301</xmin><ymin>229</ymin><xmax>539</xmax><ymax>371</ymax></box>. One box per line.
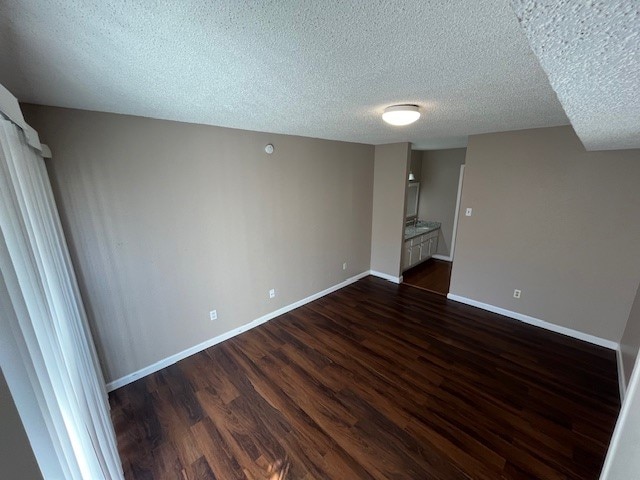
<box><xmin>110</xmin><ymin>276</ymin><xmax>620</xmax><ymax>480</ymax></box>
<box><xmin>403</xmin><ymin>259</ymin><xmax>453</xmax><ymax>295</ymax></box>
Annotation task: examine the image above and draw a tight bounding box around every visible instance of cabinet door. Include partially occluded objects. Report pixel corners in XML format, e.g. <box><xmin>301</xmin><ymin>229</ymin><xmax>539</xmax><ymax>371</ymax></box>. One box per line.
<box><xmin>430</xmin><ymin>236</ymin><xmax>438</xmax><ymax>256</ymax></box>
<box><xmin>403</xmin><ymin>245</ymin><xmax>412</xmax><ymax>270</ymax></box>
<box><xmin>419</xmin><ymin>240</ymin><xmax>429</xmax><ymax>261</ymax></box>
<box><xmin>410</xmin><ymin>244</ymin><xmax>421</xmax><ymax>267</ymax></box>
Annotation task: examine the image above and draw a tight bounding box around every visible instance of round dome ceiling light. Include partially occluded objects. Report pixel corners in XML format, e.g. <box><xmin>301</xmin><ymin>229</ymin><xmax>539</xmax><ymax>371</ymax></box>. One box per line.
<box><xmin>382</xmin><ymin>104</ymin><xmax>420</xmax><ymax>126</ymax></box>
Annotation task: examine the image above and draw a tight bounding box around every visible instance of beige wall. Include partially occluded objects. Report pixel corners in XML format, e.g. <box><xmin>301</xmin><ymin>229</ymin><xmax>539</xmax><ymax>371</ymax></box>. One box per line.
<box><xmin>418</xmin><ymin>148</ymin><xmax>466</xmax><ymax>257</ymax></box>
<box><xmin>450</xmin><ymin>126</ymin><xmax>640</xmax><ymax>342</ymax></box>
<box><xmin>620</xmin><ymin>282</ymin><xmax>640</xmax><ymax>386</ymax></box>
<box><xmin>370</xmin><ymin>143</ymin><xmax>410</xmax><ymax>279</ymax></box>
<box><xmin>0</xmin><ymin>369</ymin><xmax>43</xmax><ymax>480</ymax></box>
<box><xmin>23</xmin><ymin>105</ymin><xmax>374</xmax><ymax>383</ymax></box>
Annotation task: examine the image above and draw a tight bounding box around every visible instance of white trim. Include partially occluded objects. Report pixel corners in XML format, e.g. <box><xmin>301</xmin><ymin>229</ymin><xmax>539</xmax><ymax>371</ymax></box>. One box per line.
<box><xmin>616</xmin><ymin>347</ymin><xmax>626</xmax><ymax>400</ymax></box>
<box><xmin>0</xmin><ymin>82</ymin><xmax>25</xmax><ymax>128</ymax></box>
<box><xmin>106</xmin><ymin>271</ymin><xmax>370</xmax><ymax>391</ymax></box>
<box><xmin>446</xmin><ymin>293</ymin><xmax>619</xmax><ymax>350</ymax></box>
<box><xmin>600</xmin><ymin>350</ymin><xmax>640</xmax><ymax>479</ymax></box>
<box><xmin>0</xmin><ymin>83</ymin><xmax>51</xmax><ymax>157</ymax></box>
<box><xmin>369</xmin><ymin>270</ymin><xmax>403</xmax><ymax>284</ymax></box>
<box><xmin>449</xmin><ymin>164</ymin><xmax>465</xmax><ymax>261</ymax></box>
<box><xmin>432</xmin><ymin>254</ymin><xmax>452</xmax><ymax>262</ymax></box>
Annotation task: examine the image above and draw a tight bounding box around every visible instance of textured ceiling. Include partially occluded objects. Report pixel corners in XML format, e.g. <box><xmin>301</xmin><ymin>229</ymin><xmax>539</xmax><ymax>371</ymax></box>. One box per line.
<box><xmin>0</xmin><ymin>0</ymin><xmax>570</xmax><ymax>149</ymax></box>
<box><xmin>511</xmin><ymin>1</ymin><xmax>640</xmax><ymax>151</ymax></box>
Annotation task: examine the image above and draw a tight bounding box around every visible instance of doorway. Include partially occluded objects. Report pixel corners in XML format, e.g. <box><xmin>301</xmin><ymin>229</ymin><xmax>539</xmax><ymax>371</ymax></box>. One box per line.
<box><xmin>402</xmin><ymin>148</ymin><xmax>465</xmax><ymax>295</ymax></box>
<box><xmin>403</xmin><ymin>258</ymin><xmax>453</xmax><ymax>295</ymax></box>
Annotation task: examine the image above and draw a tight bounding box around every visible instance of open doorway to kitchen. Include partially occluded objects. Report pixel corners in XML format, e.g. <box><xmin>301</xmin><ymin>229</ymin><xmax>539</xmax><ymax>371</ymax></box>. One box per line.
<box><xmin>402</xmin><ymin>148</ymin><xmax>465</xmax><ymax>295</ymax></box>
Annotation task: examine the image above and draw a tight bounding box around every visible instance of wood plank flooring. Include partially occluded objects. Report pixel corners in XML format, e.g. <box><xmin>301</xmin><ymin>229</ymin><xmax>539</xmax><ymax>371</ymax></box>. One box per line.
<box><xmin>110</xmin><ymin>276</ymin><xmax>620</xmax><ymax>479</ymax></box>
<box><xmin>403</xmin><ymin>259</ymin><xmax>453</xmax><ymax>295</ymax></box>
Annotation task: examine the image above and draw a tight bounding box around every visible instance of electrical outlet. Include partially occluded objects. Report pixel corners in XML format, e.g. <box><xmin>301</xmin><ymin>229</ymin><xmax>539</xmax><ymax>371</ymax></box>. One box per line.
<box><xmin>465</xmin><ymin>207</ymin><xmax>473</xmax><ymax>216</ymax></box>
<box><xmin>269</xmin><ymin>289</ymin><xmax>276</xmax><ymax>299</ymax></box>
<box><xmin>209</xmin><ymin>309</ymin><xmax>217</xmax><ymax>321</ymax></box>
<box><xmin>513</xmin><ymin>289</ymin><xmax>521</xmax><ymax>299</ymax></box>
<box><xmin>342</xmin><ymin>262</ymin><xmax>347</xmax><ymax>270</ymax></box>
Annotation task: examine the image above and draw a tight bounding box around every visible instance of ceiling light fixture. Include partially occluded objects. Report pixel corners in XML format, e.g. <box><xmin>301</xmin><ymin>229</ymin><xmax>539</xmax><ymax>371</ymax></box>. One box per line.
<box><xmin>382</xmin><ymin>105</ymin><xmax>420</xmax><ymax>126</ymax></box>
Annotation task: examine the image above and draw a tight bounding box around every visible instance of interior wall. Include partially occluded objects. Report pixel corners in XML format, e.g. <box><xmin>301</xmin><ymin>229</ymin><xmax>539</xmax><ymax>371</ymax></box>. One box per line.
<box><xmin>450</xmin><ymin>126</ymin><xmax>640</xmax><ymax>342</ymax></box>
<box><xmin>0</xmin><ymin>368</ymin><xmax>43</xmax><ymax>480</ymax></box>
<box><xmin>417</xmin><ymin>148</ymin><xmax>466</xmax><ymax>257</ymax></box>
<box><xmin>22</xmin><ymin>105</ymin><xmax>374</xmax><ymax>384</ymax></box>
<box><xmin>620</xmin><ymin>282</ymin><xmax>640</xmax><ymax>387</ymax></box>
<box><xmin>370</xmin><ymin>143</ymin><xmax>410</xmax><ymax>279</ymax></box>
<box><xmin>409</xmin><ymin>150</ymin><xmax>422</xmax><ymax>181</ymax></box>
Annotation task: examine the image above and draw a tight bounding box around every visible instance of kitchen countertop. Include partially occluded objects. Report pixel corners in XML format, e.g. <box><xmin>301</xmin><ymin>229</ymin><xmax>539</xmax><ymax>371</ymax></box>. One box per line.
<box><xmin>404</xmin><ymin>221</ymin><xmax>441</xmax><ymax>240</ymax></box>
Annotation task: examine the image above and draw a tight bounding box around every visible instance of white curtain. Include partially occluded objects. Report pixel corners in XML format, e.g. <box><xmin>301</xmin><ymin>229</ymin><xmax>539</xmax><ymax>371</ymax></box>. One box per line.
<box><xmin>0</xmin><ymin>116</ymin><xmax>123</xmax><ymax>479</ymax></box>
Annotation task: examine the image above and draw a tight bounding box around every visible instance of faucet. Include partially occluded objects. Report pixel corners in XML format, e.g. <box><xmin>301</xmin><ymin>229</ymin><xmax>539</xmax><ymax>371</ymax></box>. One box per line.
<box><xmin>405</xmin><ymin>218</ymin><xmax>419</xmax><ymax>228</ymax></box>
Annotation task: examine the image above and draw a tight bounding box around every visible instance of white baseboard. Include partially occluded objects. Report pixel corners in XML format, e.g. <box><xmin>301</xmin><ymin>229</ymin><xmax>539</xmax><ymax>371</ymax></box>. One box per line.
<box><xmin>616</xmin><ymin>347</ymin><xmax>626</xmax><ymax>401</ymax></box>
<box><xmin>369</xmin><ymin>270</ymin><xmax>403</xmax><ymax>284</ymax></box>
<box><xmin>106</xmin><ymin>270</ymin><xmax>370</xmax><ymax>391</ymax></box>
<box><xmin>446</xmin><ymin>293</ymin><xmax>619</xmax><ymax>350</ymax></box>
<box><xmin>432</xmin><ymin>254</ymin><xmax>452</xmax><ymax>262</ymax></box>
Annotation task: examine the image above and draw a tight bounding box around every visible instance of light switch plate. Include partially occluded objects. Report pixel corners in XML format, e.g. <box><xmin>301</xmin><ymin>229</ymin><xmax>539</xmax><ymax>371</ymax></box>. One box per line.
<box><xmin>465</xmin><ymin>208</ymin><xmax>473</xmax><ymax>216</ymax></box>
